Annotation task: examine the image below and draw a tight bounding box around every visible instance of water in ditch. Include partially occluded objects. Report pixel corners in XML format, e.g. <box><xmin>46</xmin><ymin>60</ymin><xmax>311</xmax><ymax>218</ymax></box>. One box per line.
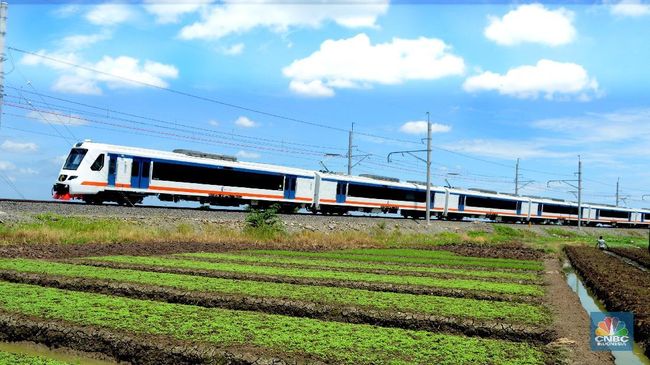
<box><xmin>563</xmin><ymin>260</ymin><xmax>650</xmax><ymax>365</ymax></box>
<box><xmin>0</xmin><ymin>341</ymin><xmax>124</xmax><ymax>365</ymax></box>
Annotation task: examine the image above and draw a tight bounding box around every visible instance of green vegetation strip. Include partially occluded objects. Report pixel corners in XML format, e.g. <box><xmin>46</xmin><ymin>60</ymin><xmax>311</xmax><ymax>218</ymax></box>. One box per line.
<box><xmin>0</xmin><ymin>259</ymin><xmax>548</xmax><ymax>325</ymax></box>
<box><xmin>246</xmin><ymin>249</ymin><xmax>544</xmax><ymax>271</ymax></box>
<box><xmin>0</xmin><ymin>351</ymin><xmax>73</xmax><ymax>365</ymax></box>
<box><xmin>85</xmin><ymin>256</ymin><xmax>544</xmax><ymax>296</ymax></box>
<box><xmin>0</xmin><ymin>281</ymin><xmax>546</xmax><ymax>365</ymax></box>
<box><xmin>178</xmin><ymin>252</ymin><xmax>539</xmax><ymax>281</ymax></box>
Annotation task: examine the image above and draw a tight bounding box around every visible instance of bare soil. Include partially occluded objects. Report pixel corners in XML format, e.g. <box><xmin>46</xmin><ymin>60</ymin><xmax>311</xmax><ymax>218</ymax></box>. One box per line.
<box><xmin>542</xmin><ymin>258</ymin><xmax>614</xmax><ymax>365</ymax></box>
<box><xmin>433</xmin><ymin>243</ymin><xmax>546</xmax><ymax>261</ymax></box>
<box><xmin>609</xmin><ymin>247</ymin><xmax>650</xmax><ymax>269</ymax></box>
<box><xmin>565</xmin><ymin>246</ymin><xmax>650</xmax><ymax>357</ymax></box>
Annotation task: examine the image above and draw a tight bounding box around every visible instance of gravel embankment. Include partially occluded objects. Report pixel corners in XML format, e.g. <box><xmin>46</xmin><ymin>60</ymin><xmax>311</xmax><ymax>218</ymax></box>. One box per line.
<box><xmin>0</xmin><ymin>200</ymin><xmax>647</xmax><ymax>237</ymax></box>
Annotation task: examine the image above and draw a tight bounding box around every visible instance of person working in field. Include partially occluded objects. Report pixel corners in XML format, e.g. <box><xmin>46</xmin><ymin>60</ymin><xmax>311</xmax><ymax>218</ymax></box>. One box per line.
<box><xmin>596</xmin><ymin>236</ymin><xmax>608</xmax><ymax>250</ymax></box>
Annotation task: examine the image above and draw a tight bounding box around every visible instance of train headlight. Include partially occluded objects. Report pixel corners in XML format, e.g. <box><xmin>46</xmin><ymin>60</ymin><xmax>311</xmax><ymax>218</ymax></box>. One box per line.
<box><xmin>58</xmin><ymin>174</ymin><xmax>67</xmax><ymax>182</ymax></box>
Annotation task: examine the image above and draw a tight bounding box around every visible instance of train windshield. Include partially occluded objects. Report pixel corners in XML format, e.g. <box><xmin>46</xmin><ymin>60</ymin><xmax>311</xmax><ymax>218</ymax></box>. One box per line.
<box><xmin>63</xmin><ymin>148</ymin><xmax>88</xmax><ymax>170</ymax></box>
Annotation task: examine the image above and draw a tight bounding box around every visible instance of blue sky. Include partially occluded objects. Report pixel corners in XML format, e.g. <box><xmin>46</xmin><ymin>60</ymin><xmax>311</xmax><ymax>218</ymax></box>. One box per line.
<box><xmin>2</xmin><ymin>0</ymin><xmax>650</xmax><ymax>207</ymax></box>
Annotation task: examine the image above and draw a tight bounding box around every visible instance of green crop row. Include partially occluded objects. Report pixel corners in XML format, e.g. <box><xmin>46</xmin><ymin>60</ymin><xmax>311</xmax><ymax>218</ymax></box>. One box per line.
<box><xmin>85</xmin><ymin>256</ymin><xmax>544</xmax><ymax>296</ymax></box>
<box><xmin>0</xmin><ymin>351</ymin><xmax>73</xmax><ymax>365</ymax></box>
<box><xmin>338</xmin><ymin>248</ymin><xmax>535</xmax><ymax>264</ymax></box>
<box><xmin>0</xmin><ymin>258</ymin><xmax>549</xmax><ymax>325</ymax></box>
<box><xmin>0</xmin><ymin>281</ymin><xmax>546</xmax><ymax>365</ymax></box>
<box><xmin>246</xmin><ymin>249</ymin><xmax>544</xmax><ymax>271</ymax></box>
<box><xmin>178</xmin><ymin>252</ymin><xmax>539</xmax><ymax>281</ymax></box>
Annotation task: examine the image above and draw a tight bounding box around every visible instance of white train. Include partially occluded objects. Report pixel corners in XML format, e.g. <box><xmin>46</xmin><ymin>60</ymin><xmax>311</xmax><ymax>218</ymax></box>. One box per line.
<box><xmin>52</xmin><ymin>141</ymin><xmax>650</xmax><ymax>227</ymax></box>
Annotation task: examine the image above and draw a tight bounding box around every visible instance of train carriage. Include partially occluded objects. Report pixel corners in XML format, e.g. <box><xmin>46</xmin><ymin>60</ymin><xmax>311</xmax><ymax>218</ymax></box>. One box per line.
<box><xmin>53</xmin><ymin>141</ymin><xmax>316</xmax><ymax>211</ymax></box>
<box><xmin>52</xmin><ymin>141</ymin><xmax>650</xmax><ymax>227</ymax></box>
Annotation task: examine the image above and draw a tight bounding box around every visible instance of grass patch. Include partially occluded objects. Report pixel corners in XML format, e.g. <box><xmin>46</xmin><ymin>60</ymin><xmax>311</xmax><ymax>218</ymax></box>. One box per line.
<box><xmin>0</xmin><ymin>258</ymin><xmax>549</xmax><ymax>325</ymax></box>
<box><xmin>246</xmin><ymin>249</ymin><xmax>544</xmax><ymax>271</ymax></box>
<box><xmin>85</xmin><ymin>255</ymin><xmax>544</xmax><ymax>296</ymax></box>
<box><xmin>0</xmin><ymin>281</ymin><xmax>547</xmax><ymax>365</ymax></box>
<box><xmin>179</xmin><ymin>252</ymin><xmax>540</xmax><ymax>281</ymax></box>
<box><xmin>0</xmin><ymin>351</ymin><xmax>73</xmax><ymax>365</ymax></box>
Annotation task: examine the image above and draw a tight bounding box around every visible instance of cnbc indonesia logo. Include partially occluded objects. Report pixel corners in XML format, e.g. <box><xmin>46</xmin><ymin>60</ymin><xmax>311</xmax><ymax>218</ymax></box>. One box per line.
<box><xmin>591</xmin><ymin>313</ymin><xmax>634</xmax><ymax>351</ymax></box>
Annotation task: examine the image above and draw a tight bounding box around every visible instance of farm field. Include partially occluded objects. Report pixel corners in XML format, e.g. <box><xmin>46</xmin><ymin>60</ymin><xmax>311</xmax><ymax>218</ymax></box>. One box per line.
<box><xmin>608</xmin><ymin>247</ymin><xmax>650</xmax><ymax>269</ymax></box>
<box><xmin>565</xmin><ymin>246</ymin><xmax>650</xmax><ymax>357</ymax></box>
<box><xmin>0</xmin><ymin>246</ymin><xmax>559</xmax><ymax>364</ymax></box>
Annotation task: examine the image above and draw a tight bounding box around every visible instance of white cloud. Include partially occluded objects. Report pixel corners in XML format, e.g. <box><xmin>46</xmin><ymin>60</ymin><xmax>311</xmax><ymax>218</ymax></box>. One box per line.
<box><xmin>0</xmin><ymin>161</ymin><xmax>15</xmax><ymax>171</ymax></box>
<box><xmin>144</xmin><ymin>0</ymin><xmax>213</xmax><ymax>24</ymax></box>
<box><xmin>1</xmin><ymin>140</ymin><xmax>38</xmax><ymax>153</ymax></box>
<box><xmin>611</xmin><ymin>0</ymin><xmax>650</xmax><ymax>17</ymax></box>
<box><xmin>52</xmin><ymin>74</ymin><xmax>103</xmax><ymax>95</ymax></box>
<box><xmin>463</xmin><ymin>59</ymin><xmax>598</xmax><ymax>100</ymax></box>
<box><xmin>532</xmin><ymin>108</ymin><xmax>650</xmax><ymax>143</ymax></box>
<box><xmin>27</xmin><ymin>110</ymin><xmax>87</xmax><ymax>126</ymax></box>
<box><xmin>22</xmin><ymin>51</ymin><xmax>179</xmax><ymax>95</ymax></box>
<box><xmin>179</xmin><ymin>0</ymin><xmax>388</xmax><ymax>40</ymax></box>
<box><xmin>234</xmin><ymin>116</ymin><xmax>258</xmax><ymax>128</ymax></box>
<box><xmin>442</xmin><ymin>139</ymin><xmax>571</xmax><ymax>160</ymax></box>
<box><xmin>18</xmin><ymin>168</ymin><xmax>39</xmax><ymax>175</ymax></box>
<box><xmin>288</xmin><ymin>80</ymin><xmax>334</xmax><ymax>98</ymax></box>
<box><xmin>85</xmin><ymin>3</ymin><xmax>133</xmax><ymax>26</ymax></box>
<box><xmin>51</xmin><ymin>155</ymin><xmax>67</xmax><ymax>166</ymax></box>
<box><xmin>221</xmin><ymin>43</ymin><xmax>245</xmax><ymax>56</ymax></box>
<box><xmin>208</xmin><ymin>120</ymin><xmax>220</xmax><ymax>127</ymax></box>
<box><xmin>399</xmin><ymin>121</ymin><xmax>451</xmax><ymax>134</ymax></box>
<box><xmin>61</xmin><ymin>32</ymin><xmax>111</xmax><ymax>51</ymax></box>
<box><xmin>54</xmin><ymin>4</ymin><xmax>81</xmax><ymax>18</ymax></box>
<box><xmin>283</xmin><ymin>33</ymin><xmax>465</xmax><ymax>97</ymax></box>
<box><xmin>236</xmin><ymin>150</ymin><xmax>261</xmax><ymax>159</ymax></box>
<box><xmin>484</xmin><ymin>4</ymin><xmax>576</xmax><ymax>46</ymax></box>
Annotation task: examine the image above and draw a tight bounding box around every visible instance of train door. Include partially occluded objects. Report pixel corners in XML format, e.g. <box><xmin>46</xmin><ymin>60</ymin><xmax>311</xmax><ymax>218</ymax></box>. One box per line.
<box><xmin>107</xmin><ymin>155</ymin><xmax>117</xmax><ymax>187</ymax></box>
<box><xmin>336</xmin><ymin>181</ymin><xmax>347</xmax><ymax>203</ymax></box>
<box><xmin>284</xmin><ymin>175</ymin><xmax>297</xmax><ymax>199</ymax></box>
<box><xmin>130</xmin><ymin>158</ymin><xmax>151</xmax><ymax>189</ymax></box>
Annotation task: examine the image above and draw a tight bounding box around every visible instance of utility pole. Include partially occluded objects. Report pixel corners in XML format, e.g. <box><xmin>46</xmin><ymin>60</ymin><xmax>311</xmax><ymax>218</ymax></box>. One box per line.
<box><xmin>514</xmin><ymin>158</ymin><xmax>533</xmax><ymax>195</ymax></box>
<box><xmin>386</xmin><ymin>112</ymin><xmax>433</xmax><ymax>225</ymax></box>
<box><xmin>578</xmin><ymin>155</ymin><xmax>582</xmax><ymax>230</ymax></box>
<box><xmin>616</xmin><ymin>177</ymin><xmax>620</xmax><ymax>207</ymax></box>
<box><xmin>546</xmin><ymin>155</ymin><xmax>582</xmax><ymax>230</ymax></box>
<box><xmin>515</xmin><ymin>158</ymin><xmax>520</xmax><ymax>195</ymax></box>
<box><xmin>347</xmin><ymin>123</ymin><xmax>354</xmax><ymax>175</ymax></box>
<box><xmin>426</xmin><ymin>112</ymin><xmax>432</xmax><ymax>225</ymax></box>
<box><xmin>0</xmin><ymin>2</ymin><xmax>7</xmax><ymax>129</ymax></box>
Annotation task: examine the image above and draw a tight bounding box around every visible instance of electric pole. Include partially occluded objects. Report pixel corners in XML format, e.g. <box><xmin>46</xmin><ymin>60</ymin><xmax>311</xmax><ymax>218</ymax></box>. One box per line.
<box><xmin>347</xmin><ymin>123</ymin><xmax>354</xmax><ymax>175</ymax></box>
<box><xmin>616</xmin><ymin>177</ymin><xmax>620</xmax><ymax>207</ymax></box>
<box><xmin>426</xmin><ymin>112</ymin><xmax>432</xmax><ymax>225</ymax></box>
<box><xmin>578</xmin><ymin>155</ymin><xmax>582</xmax><ymax>230</ymax></box>
<box><xmin>0</xmin><ymin>2</ymin><xmax>7</xmax><ymax>129</ymax></box>
<box><xmin>515</xmin><ymin>158</ymin><xmax>520</xmax><ymax>195</ymax></box>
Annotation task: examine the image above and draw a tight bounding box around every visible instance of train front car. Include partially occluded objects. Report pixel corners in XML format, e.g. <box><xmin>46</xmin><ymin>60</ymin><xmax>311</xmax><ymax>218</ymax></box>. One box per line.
<box><xmin>53</xmin><ymin>140</ymin><xmax>107</xmax><ymax>202</ymax></box>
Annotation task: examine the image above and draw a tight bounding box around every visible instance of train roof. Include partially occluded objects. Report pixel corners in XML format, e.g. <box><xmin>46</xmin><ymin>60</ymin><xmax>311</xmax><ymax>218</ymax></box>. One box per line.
<box><xmin>73</xmin><ymin>141</ymin><xmax>317</xmax><ymax>177</ymax></box>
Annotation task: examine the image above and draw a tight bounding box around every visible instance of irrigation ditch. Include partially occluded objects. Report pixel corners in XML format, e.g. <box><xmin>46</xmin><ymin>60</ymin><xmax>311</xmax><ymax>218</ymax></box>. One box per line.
<box><xmin>564</xmin><ymin>246</ymin><xmax>650</xmax><ymax>363</ymax></box>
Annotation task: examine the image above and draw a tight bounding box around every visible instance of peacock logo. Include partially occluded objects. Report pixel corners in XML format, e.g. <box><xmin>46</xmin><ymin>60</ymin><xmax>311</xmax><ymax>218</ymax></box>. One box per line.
<box><xmin>595</xmin><ymin>317</ymin><xmax>629</xmax><ymax>337</ymax></box>
<box><xmin>592</xmin><ymin>315</ymin><xmax>632</xmax><ymax>350</ymax></box>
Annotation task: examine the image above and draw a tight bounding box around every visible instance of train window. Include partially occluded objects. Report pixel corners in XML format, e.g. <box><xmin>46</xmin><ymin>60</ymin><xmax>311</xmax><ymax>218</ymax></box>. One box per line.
<box><xmin>90</xmin><ymin>154</ymin><xmax>104</xmax><ymax>171</ymax></box>
<box><xmin>347</xmin><ymin>183</ymin><xmax>425</xmax><ymax>202</ymax></box>
<box><xmin>465</xmin><ymin>196</ymin><xmax>517</xmax><ymax>210</ymax></box>
<box><xmin>63</xmin><ymin>148</ymin><xmax>87</xmax><ymax>170</ymax></box>
<box><xmin>644</xmin><ymin>213</ymin><xmax>650</xmax><ymax>221</ymax></box>
<box><xmin>108</xmin><ymin>157</ymin><xmax>116</xmax><ymax>175</ymax></box>
<box><xmin>599</xmin><ymin>209</ymin><xmax>629</xmax><ymax>219</ymax></box>
<box><xmin>131</xmin><ymin>160</ymin><xmax>140</xmax><ymax>177</ymax></box>
<box><xmin>152</xmin><ymin>162</ymin><xmax>284</xmax><ymax>190</ymax></box>
<box><xmin>142</xmin><ymin>161</ymin><xmax>150</xmax><ymax>178</ymax></box>
<box><xmin>543</xmin><ymin>204</ymin><xmax>579</xmax><ymax>215</ymax></box>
